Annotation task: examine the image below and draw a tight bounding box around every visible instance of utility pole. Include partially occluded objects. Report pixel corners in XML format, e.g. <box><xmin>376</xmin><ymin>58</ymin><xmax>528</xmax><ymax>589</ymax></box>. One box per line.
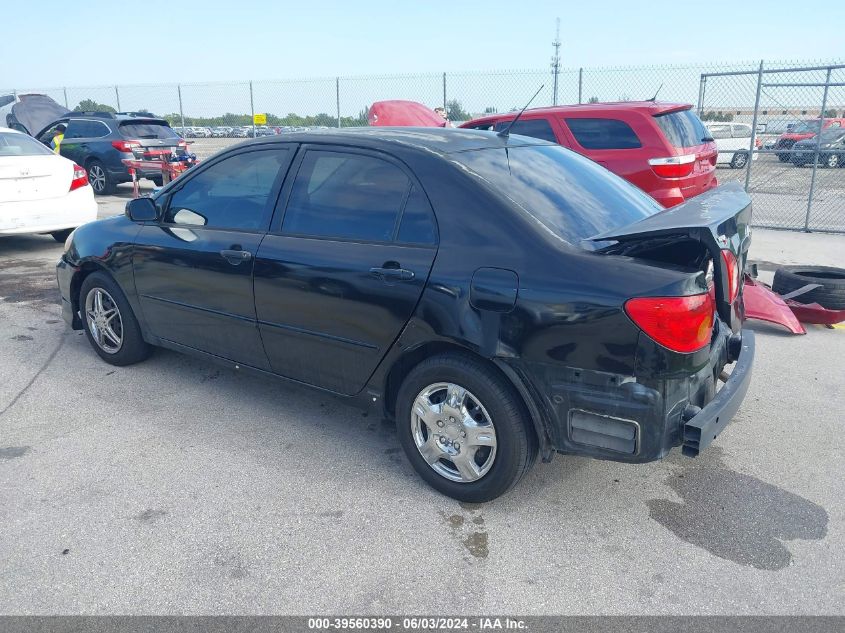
<box><xmin>551</xmin><ymin>18</ymin><xmax>561</xmax><ymax>106</ymax></box>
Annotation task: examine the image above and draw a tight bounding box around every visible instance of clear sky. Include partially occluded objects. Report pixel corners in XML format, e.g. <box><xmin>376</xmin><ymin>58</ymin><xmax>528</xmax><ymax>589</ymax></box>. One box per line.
<box><xmin>4</xmin><ymin>0</ymin><xmax>841</xmax><ymax>88</ymax></box>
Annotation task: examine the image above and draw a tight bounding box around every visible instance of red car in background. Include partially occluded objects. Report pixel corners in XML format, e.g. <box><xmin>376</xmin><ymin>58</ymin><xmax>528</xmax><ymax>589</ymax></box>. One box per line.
<box><xmin>461</xmin><ymin>102</ymin><xmax>718</xmax><ymax>208</ymax></box>
<box><xmin>774</xmin><ymin>117</ymin><xmax>845</xmax><ymax>162</ymax></box>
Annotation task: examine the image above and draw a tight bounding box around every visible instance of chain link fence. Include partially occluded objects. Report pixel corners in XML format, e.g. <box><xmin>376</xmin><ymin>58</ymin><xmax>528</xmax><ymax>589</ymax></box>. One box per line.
<box><xmin>6</xmin><ymin>58</ymin><xmax>844</xmax><ymax>232</ymax></box>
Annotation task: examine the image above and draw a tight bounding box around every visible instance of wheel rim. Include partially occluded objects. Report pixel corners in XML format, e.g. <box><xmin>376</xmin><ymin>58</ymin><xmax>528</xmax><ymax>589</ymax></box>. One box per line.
<box><xmin>410</xmin><ymin>382</ymin><xmax>497</xmax><ymax>483</ymax></box>
<box><xmin>735</xmin><ymin>153</ymin><xmax>747</xmax><ymax>168</ymax></box>
<box><xmin>85</xmin><ymin>288</ymin><xmax>123</xmax><ymax>354</ymax></box>
<box><xmin>827</xmin><ymin>155</ymin><xmax>839</xmax><ymax>168</ymax></box>
<box><xmin>88</xmin><ymin>165</ymin><xmax>106</xmax><ymax>192</ymax></box>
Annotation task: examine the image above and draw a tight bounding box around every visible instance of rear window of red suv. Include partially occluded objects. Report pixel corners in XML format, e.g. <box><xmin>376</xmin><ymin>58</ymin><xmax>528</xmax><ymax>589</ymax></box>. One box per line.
<box><xmin>564</xmin><ymin>118</ymin><xmax>641</xmax><ymax>149</ymax></box>
<box><xmin>654</xmin><ymin>109</ymin><xmax>711</xmax><ymax>148</ymax></box>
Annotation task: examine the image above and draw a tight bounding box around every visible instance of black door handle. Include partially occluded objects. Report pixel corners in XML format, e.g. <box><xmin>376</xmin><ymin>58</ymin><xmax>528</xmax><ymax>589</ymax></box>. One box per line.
<box><xmin>220</xmin><ymin>249</ymin><xmax>252</xmax><ymax>265</ymax></box>
<box><xmin>370</xmin><ymin>264</ymin><xmax>415</xmax><ymax>281</ymax></box>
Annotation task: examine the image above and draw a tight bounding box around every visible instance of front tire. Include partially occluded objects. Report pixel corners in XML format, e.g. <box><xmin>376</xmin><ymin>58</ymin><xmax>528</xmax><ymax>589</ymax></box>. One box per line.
<box><xmin>396</xmin><ymin>353</ymin><xmax>537</xmax><ymax>502</ymax></box>
<box><xmin>50</xmin><ymin>229</ymin><xmax>73</xmax><ymax>243</ymax></box>
<box><xmin>823</xmin><ymin>153</ymin><xmax>840</xmax><ymax>168</ymax></box>
<box><xmin>80</xmin><ymin>272</ymin><xmax>150</xmax><ymax>366</ymax></box>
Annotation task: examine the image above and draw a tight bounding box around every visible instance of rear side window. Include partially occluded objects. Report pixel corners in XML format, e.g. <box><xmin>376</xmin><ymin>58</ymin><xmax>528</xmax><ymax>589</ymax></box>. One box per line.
<box><xmin>66</xmin><ymin>120</ymin><xmax>110</xmax><ymax>139</ymax></box>
<box><xmin>397</xmin><ymin>186</ymin><xmax>437</xmax><ymax>245</ymax></box>
<box><xmin>0</xmin><ymin>131</ymin><xmax>52</xmax><ymax>156</ymax></box>
<box><xmin>120</xmin><ymin>121</ymin><xmax>178</xmax><ymax>139</ymax></box>
<box><xmin>493</xmin><ymin>118</ymin><xmax>557</xmax><ymax>143</ymax></box>
<box><xmin>564</xmin><ymin>118</ymin><xmax>641</xmax><ymax>149</ymax></box>
<box><xmin>282</xmin><ymin>151</ymin><xmax>410</xmax><ymax>242</ymax></box>
<box><xmin>654</xmin><ymin>109</ymin><xmax>710</xmax><ymax>148</ymax></box>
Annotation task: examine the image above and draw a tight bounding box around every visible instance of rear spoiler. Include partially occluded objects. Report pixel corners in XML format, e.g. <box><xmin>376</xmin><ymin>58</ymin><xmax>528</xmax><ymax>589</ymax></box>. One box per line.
<box><xmin>590</xmin><ymin>182</ymin><xmax>752</xmax><ymax>325</ymax></box>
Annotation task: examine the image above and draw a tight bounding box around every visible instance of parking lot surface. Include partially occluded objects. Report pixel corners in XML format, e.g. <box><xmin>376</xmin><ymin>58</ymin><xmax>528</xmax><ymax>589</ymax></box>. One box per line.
<box><xmin>1</xmin><ymin>199</ymin><xmax>843</xmax><ymax>614</ymax></box>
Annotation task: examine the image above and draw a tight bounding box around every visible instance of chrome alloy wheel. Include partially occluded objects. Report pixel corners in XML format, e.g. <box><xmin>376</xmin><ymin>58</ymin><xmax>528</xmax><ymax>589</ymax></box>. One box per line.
<box><xmin>85</xmin><ymin>288</ymin><xmax>123</xmax><ymax>354</ymax></box>
<box><xmin>411</xmin><ymin>382</ymin><xmax>497</xmax><ymax>483</ymax></box>
<box><xmin>88</xmin><ymin>164</ymin><xmax>106</xmax><ymax>193</ymax></box>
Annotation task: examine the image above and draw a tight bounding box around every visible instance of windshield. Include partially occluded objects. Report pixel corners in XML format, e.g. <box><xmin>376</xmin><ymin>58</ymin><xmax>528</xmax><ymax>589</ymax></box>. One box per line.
<box><xmin>790</xmin><ymin>120</ymin><xmax>822</xmax><ymax>134</ymax></box>
<box><xmin>450</xmin><ymin>144</ymin><xmax>661</xmax><ymax>244</ymax></box>
<box><xmin>0</xmin><ymin>131</ymin><xmax>53</xmax><ymax>156</ymax></box>
<box><xmin>119</xmin><ymin>121</ymin><xmax>178</xmax><ymax>139</ymax></box>
<box><xmin>818</xmin><ymin>129</ymin><xmax>845</xmax><ymax>142</ymax></box>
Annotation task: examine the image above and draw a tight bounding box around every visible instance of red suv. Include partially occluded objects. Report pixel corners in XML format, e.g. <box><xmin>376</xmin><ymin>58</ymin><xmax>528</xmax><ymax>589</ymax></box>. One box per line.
<box><xmin>774</xmin><ymin>117</ymin><xmax>845</xmax><ymax>162</ymax></box>
<box><xmin>461</xmin><ymin>102</ymin><xmax>718</xmax><ymax>208</ymax></box>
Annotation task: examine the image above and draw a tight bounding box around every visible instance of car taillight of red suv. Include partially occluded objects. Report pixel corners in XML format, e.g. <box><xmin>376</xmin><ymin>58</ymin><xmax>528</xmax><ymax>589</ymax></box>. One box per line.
<box><xmin>461</xmin><ymin>102</ymin><xmax>718</xmax><ymax>208</ymax></box>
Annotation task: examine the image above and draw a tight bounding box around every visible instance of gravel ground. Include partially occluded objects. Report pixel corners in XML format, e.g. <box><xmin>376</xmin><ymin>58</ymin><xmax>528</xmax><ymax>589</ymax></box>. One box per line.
<box><xmin>0</xmin><ymin>198</ymin><xmax>843</xmax><ymax>614</ymax></box>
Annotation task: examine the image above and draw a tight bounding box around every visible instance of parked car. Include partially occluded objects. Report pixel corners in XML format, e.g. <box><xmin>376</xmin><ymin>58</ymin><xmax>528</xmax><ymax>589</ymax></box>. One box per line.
<box><xmin>707</xmin><ymin>122</ymin><xmax>759</xmax><ymax>169</ymax></box>
<box><xmin>462</xmin><ymin>102</ymin><xmax>718</xmax><ymax>208</ymax></box>
<box><xmin>57</xmin><ymin>128</ymin><xmax>754</xmax><ymax>502</ymax></box>
<box><xmin>790</xmin><ymin>129</ymin><xmax>845</xmax><ymax>168</ymax></box>
<box><xmin>0</xmin><ymin>126</ymin><xmax>96</xmax><ymax>241</ymax></box>
<box><xmin>34</xmin><ymin>113</ymin><xmax>189</xmax><ymax>194</ymax></box>
<box><xmin>232</xmin><ymin>127</ymin><xmax>250</xmax><ymax>138</ymax></box>
<box><xmin>211</xmin><ymin>126</ymin><xmax>232</xmax><ymax>137</ymax></box>
<box><xmin>774</xmin><ymin>117</ymin><xmax>845</xmax><ymax>161</ymax></box>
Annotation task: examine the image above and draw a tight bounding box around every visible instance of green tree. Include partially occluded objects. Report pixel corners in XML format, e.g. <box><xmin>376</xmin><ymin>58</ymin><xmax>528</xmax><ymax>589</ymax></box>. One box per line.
<box><xmin>824</xmin><ymin>109</ymin><xmax>838</xmax><ymax>117</ymax></box>
<box><xmin>73</xmin><ymin>99</ymin><xmax>116</xmax><ymax>113</ymax></box>
<box><xmin>588</xmin><ymin>96</ymin><xmax>599</xmax><ymax>104</ymax></box>
<box><xmin>446</xmin><ymin>99</ymin><xmax>470</xmax><ymax>122</ymax></box>
<box><xmin>483</xmin><ymin>106</ymin><xmax>497</xmax><ymax>114</ymax></box>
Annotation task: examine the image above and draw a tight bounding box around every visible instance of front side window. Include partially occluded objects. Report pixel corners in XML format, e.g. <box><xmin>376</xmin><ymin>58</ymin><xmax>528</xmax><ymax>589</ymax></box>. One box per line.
<box><xmin>282</xmin><ymin>151</ymin><xmax>410</xmax><ymax>242</ymax></box>
<box><xmin>165</xmin><ymin>149</ymin><xmax>290</xmax><ymax>230</ymax></box>
<box><xmin>732</xmin><ymin>125</ymin><xmax>752</xmax><ymax>139</ymax></box>
<box><xmin>564</xmin><ymin>118</ymin><xmax>642</xmax><ymax>149</ymax></box>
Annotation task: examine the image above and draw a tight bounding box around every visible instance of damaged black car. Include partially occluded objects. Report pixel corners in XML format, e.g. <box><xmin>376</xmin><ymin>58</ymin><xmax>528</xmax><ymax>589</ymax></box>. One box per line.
<box><xmin>57</xmin><ymin>128</ymin><xmax>754</xmax><ymax>502</ymax></box>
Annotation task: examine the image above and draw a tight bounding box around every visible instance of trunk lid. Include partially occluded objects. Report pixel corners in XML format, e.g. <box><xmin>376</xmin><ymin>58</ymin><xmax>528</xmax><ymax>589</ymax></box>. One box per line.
<box><xmin>590</xmin><ymin>182</ymin><xmax>752</xmax><ymax>329</ymax></box>
<box><xmin>0</xmin><ymin>155</ymin><xmax>72</xmax><ymax>202</ymax></box>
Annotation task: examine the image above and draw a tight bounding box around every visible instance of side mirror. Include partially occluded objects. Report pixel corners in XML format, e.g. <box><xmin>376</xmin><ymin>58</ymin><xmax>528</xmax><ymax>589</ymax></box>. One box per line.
<box><xmin>125</xmin><ymin>197</ymin><xmax>158</xmax><ymax>222</ymax></box>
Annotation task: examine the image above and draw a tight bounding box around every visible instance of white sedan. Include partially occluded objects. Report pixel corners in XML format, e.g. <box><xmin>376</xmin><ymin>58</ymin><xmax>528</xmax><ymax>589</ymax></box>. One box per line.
<box><xmin>0</xmin><ymin>126</ymin><xmax>97</xmax><ymax>241</ymax></box>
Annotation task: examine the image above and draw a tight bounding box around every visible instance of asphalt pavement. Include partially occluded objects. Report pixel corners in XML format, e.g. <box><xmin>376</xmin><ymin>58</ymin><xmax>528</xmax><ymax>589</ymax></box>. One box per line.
<box><xmin>0</xmin><ymin>199</ymin><xmax>843</xmax><ymax>614</ymax></box>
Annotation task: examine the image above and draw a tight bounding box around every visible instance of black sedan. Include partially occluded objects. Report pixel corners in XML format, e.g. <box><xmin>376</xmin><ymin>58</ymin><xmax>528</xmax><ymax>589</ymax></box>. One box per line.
<box><xmin>57</xmin><ymin>128</ymin><xmax>754</xmax><ymax>502</ymax></box>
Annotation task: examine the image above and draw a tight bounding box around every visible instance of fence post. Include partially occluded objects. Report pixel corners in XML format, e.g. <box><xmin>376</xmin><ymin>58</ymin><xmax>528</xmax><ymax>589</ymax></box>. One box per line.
<box><xmin>114</xmin><ymin>85</ymin><xmax>121</xmax><ymax>111</ymax></box>
<box><xmin>177</xmin><ymin>84</ymin><xmax>185</xmax><ymax>132</ymax></box>
<box><xmin>63</xmin><ymin>87</ymin><xmax>68</xmax><ymax>109</ymax></box>
<box><xmin>578</xmin><ymin>68</ymin><xmax>583</xmax><ymax>104</ymax></box>
<box><xmin>696</xmin><ymin>75</ymin><xmax>705</xmax><ymax>115</ymax></box>
<box><xmin>336</xmin><ymin>77</ymin><xmax>341</xmax><ymax>128</ymax></box>
<box><xmin>249</xmin><ymin>81</ymin><xmax>255</xmax><ymax>137</ymax></box>
<box><xmin>804</xmin><ymin>66</ymin><xmax>832</xmax><ymax>232</ymax></box>
<box><xmin>442</xmin><ymin>72</ymin><xmax>447</xmax><ymax>111</ymax></box>
<box><xmin>744</xmin><ymin>60</ymin><xmax>764</xmax><ymax>192</ymax></box>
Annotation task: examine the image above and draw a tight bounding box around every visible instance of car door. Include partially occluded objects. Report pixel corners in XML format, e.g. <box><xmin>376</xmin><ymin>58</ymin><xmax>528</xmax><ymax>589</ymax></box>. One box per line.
<box><xmin>253</xmin><ymin>146</ymin><xmax>438</xmax><ymax>395</ymax></box>
<box><xmin>132</xmin><ymin>145</ymin><xmax>294</xmax><ymax>369</ymax></box>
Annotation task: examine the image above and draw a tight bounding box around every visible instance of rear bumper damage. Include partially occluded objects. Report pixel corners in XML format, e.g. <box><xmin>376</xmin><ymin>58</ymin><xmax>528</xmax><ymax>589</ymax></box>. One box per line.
<box><xmin>511</xmin><ymin>321</ymin><xmax>754</xmax><ymax>464</ymax></box>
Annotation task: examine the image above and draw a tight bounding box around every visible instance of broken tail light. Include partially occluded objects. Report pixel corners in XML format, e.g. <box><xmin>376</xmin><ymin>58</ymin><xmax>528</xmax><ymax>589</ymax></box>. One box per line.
<box><xmin>625</xmin><ymin>293</ymin><xmax>715</xmax><ymax>353</ymax></box>
<box><xmin>721</xmin><ymin>249</ymin><xmax>740</xmax><ymax>303</ymax></box>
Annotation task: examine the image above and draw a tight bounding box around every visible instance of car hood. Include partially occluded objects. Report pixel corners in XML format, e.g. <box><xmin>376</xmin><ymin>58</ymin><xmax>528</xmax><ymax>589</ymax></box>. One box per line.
<box><xmin>368</xmin><ymin>100</ymin><xmax>447</xmax><ymax>127</ymax></box>
<box><xmin>10</xmin><ymin>95</ymin><xmax>70</xmax><ymax>135</ymax></box>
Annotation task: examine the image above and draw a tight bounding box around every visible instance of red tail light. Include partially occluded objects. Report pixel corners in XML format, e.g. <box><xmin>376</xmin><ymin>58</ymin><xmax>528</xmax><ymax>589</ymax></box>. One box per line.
<box><xmin>112</xmin><ymin>139</ymin><xmax>141</xmax><ymax>153</ymax></box>
<box><xmin>69</xmin><ymin>164</ymin><xmax>88</xmax><ymax>191</ymax></box>
<box><xmin>625</xmin><ymin>294</ymin><xmax>714</xmax><ymax>354</ymax></box>
<box><xmin>648</xmin><ymin>154</ymin><xmax>696</xmax><ymax>178</ymax></box>
<box><xmin>721</xmin><ymin>249</ymin><xmax>740</xmax><ymax>303</ymax></box>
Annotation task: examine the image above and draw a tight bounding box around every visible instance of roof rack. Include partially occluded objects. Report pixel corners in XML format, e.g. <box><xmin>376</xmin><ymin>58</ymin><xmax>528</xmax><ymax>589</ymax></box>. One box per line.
<box><xmin>73</xmin><ymin>111</ymin><xmax>117</xmax><ymax>118</ymax></box>
<box><xmin>115</xmin><ymin>111</ymin><xmax>159</xmax><ymax>118</ymax></box>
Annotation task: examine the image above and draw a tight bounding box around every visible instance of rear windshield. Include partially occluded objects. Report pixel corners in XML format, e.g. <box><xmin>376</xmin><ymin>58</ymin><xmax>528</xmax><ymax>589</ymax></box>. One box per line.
<box><xmin>451</xmin><ymin>144</ymin><xmax>661</xmax><ymax>244</ymax></box>
<box><xmin>654</xmin><ymin>109</ymin><xmax>710</xmax><ymax>148</ymax></box>
<box><xmin>119</xmin><ymin>121</ymin><xmax>178</xmax><ymax>139</ymax></box>
<box><xmin>0</xmin><ymin>131</ymin><xmax>52</xmax><ymax>156</ymax></box>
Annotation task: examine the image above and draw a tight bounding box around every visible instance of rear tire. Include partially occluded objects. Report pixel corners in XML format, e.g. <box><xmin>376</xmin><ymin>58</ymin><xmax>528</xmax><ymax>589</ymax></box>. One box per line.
<box><xmin>730</xmin><ymin>152</ymin><xmax>748</xmax><ymax>169</ymax></box>
<box><xmin>80</xmin><ymin>272</ymin><xmax>151</xmax><ymax>366</ymax></box>
<box><xmin>395</xmin><ymin>353</ymin><xmax>537</xmax><ymax>502</ymax></box>
<box><xmin>823</xmin><ymin>153</ymin><xmax>840</xmax><ymax>169</ymax></box>
<box><xmin>87</xmin><ymin>160</ymin><xmax>114</xmax><ymax>195</ymax></box>
<box><xmin>772</xmin><ymin>266</ymin><xmax>845</xmax><ymax>310</ymax></box>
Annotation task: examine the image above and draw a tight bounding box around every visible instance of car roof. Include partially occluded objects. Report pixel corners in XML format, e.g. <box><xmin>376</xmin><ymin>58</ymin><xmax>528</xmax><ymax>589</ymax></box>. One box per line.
<box><xmin>467</xmin><ymin>101</ymin><xmax>692</xmax><ymax>123</ymax></box>
<box><xmin>232</xmin><ymin>127</ymin><xmax>551</xmax><ymax>155</ymax></box>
